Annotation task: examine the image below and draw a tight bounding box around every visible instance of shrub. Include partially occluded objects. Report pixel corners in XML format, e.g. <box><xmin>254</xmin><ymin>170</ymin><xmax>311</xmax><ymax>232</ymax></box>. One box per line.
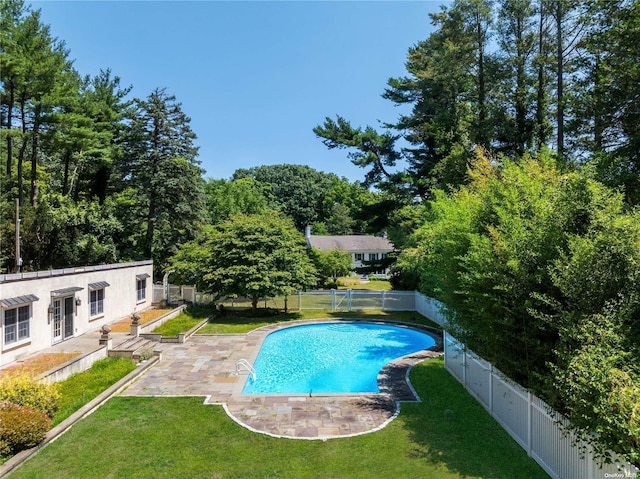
<box><xmin>0</xmin><ymin>401</ymin><xmax>51</xmax><ymax>455</ymax></box>
<box><xmin>0</xmin><ymin>374</ymin><xmax>60</xmax><ymax>418</ymax></box>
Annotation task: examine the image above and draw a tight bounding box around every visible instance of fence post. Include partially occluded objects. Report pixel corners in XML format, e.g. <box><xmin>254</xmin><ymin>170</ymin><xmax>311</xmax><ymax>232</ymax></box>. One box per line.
<box><xmin>331</xmin><ymin>289</ymin><xmax>336</xmax><ymax>310</ymax></box>
<box><xmin>527</xmin><ymin>391</ymin><xmax>532</xmax><ymax>457</ymax></box>
<box><xmin>382</xmin><ymin>290</ymin><xmax>386</xmax><ymax>310</ymax></box>
<box><xmin>347</xmin><ymin>289</ymin><xmax>352</xmax><ymax>311</ymax></box>
<box><xmin>462</xmin><ymin>344</ymin><xmax>467</xmax><ymax>386</ymax></box>
<box><xmin>298</xmin><ymin>290</ymin><xmax>302</xmax><ymax>310</ymax></box>
<box><xmin>489</xmin><ymin>363</ymin><xmax>493</xmax><ymax>414</ymax></box>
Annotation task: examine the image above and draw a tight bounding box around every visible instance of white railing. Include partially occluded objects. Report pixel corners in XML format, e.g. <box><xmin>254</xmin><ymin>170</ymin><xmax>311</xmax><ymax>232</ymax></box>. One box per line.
<box><xmin>444</xmin><ymin>332</ymin><xmax>639</xmax><ymax>479</ymax></box>
<box><xmin>234</xmin><ymin>359</ymin><xmax>256</xmax><ymax>382</ymax></box>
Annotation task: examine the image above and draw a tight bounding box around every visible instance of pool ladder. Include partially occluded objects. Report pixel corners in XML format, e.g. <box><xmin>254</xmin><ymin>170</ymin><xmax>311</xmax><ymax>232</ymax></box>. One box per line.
<box><xmin>235</xmin><ymin>359</ymin><xmax>257</xmax><ymax>381</ymax></box>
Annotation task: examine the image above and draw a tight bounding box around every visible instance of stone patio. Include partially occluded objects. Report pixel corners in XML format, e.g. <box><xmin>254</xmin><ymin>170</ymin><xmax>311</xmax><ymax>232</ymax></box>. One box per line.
<box><xmin>120</xmin><ymin>320</ymin><xmax>443</xmax><ymax>439</ymax></box>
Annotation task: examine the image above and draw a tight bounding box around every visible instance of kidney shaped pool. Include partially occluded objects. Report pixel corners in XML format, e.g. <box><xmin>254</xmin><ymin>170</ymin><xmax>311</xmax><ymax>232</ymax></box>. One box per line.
<box><xmin>242</xmin><ymin>322</ymin><xmax>436</xmax><ymax>395</ymax></box>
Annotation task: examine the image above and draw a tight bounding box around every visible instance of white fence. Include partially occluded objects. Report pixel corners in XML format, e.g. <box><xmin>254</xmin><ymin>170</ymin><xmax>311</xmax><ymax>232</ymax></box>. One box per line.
<box><xmin>444</xmin><ymin>333</ymin><xmax>639</xmax><ymax>479</ymax></box>
<box><xmin>152</xmin><ymin>284</ymin><xmax>204</xmax><ymax>305</ymax></box>
<box><xmin>297</xmin><ymin>289</ymin><xmax>417</xmax><ymax>311</ymax></box>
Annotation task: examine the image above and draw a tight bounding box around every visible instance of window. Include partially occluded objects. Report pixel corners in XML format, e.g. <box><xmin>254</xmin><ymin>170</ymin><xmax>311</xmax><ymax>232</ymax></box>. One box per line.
<box><xmin>4</xmin><ymin>305</ymin><xmax>30</xmax><ymax>346</ymax></box>
<box><xmin>368</xmin><ymin>253</ymin><xmax>379</xmax><ymax>261</ymax></box>
<box><xmin>355</xmin><ymin>253</ymin><xmax>364</xmax><ymax>261</ymax></box>
<box><xmin>90</xmin><ymin>289</ymin><xmax>105</xmax><ymax>317</ymax></box>
<box><xmin>137</xmin><ymin>279</ymin><xmax>147</xmax><ymax>302</ymax></box>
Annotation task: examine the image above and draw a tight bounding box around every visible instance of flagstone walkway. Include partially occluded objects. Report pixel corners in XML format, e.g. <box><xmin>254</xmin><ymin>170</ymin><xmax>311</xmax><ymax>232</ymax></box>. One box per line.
<box><xmin>120</xmin><ymin>320</ymin><xmax>443</xmax><ymax>439</ymax></box>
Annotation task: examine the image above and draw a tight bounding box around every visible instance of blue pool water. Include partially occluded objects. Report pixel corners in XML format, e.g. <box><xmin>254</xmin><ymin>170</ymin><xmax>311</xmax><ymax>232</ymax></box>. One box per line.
<box><xmin>242</xmin><ymin>322</ymin><xmax>436</xmax><ymax>394</ymax></box>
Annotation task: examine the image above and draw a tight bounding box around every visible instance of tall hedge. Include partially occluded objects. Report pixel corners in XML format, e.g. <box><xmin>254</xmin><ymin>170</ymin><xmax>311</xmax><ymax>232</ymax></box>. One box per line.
<box><xmin>402</xmin><ymin>149</ymin><xmax>640</xmax><ymax>465</ymax></box>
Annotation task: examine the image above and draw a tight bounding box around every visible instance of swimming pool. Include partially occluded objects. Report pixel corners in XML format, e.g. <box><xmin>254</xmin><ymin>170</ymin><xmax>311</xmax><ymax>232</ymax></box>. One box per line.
<box><xmin>242</xmin><ymin>322</ymin><xmax>436</xmax><ymax>395</ymax></box>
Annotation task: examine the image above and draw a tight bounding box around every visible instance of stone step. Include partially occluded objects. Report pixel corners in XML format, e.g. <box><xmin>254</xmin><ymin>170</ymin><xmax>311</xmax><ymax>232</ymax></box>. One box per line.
<box><xmin>109</xmin><ymin>336</ymin><xmax>156</xmax><ymax>360</ymax></box>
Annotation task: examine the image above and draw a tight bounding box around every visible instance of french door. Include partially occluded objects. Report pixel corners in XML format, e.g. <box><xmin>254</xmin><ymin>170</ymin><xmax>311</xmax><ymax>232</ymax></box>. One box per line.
<box><xmin>53</xmin><ymin>297</ymin><xmax>74</xmax><ymax>343</ymax></box>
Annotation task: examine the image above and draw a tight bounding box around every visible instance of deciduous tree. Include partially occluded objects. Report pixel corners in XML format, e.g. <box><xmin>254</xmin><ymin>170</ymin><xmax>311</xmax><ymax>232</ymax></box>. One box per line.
<box><xmin>169</xmin><ymin>213</ymin><xmax>317</xmax><ymax>310</ymax></box>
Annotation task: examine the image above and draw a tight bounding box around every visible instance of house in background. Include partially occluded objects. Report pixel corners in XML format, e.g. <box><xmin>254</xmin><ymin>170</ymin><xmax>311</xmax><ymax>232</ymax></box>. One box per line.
<box><xmin>0</xmin><ymin>260</ymin><xmax>153</xmax><ymax>367</ymax></box>
<box><xmin>305</xmin><ymin>226</ymin><xmax>395</xmax><ymax>277</ymax></box>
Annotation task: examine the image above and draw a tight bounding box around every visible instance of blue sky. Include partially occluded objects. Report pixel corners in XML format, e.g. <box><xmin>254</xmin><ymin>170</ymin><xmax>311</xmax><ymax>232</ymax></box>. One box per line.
<box><xmin>32</xmin><ymin>1</ymin><xmax>444</xmax><ymax>182</ymax></box>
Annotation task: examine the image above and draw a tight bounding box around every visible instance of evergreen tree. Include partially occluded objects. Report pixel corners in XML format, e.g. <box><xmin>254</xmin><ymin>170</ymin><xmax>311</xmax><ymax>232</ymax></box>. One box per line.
<box><xmin>118</xmin><ymin>88</ymin><xmax>205</xmax><ymax>275</ymax></box>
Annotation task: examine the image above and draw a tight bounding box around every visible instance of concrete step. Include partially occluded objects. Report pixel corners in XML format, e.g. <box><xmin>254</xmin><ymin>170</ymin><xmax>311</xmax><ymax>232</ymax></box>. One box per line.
<box><xmin>109</xmin><ymin>336</ymin><xmax>156</xmax><ymax>359</ymax></box>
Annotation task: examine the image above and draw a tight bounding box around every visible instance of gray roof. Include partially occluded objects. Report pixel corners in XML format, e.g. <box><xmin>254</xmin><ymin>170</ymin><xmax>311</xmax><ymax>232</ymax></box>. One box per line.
<box><xmin>51</xmin><ymin>286</ymin><xmax>84</xmax><ymax>297</ymax></box>
<box><xmin>88</xmin><ymin>281</ymin><xmax>110</xmax><ymax>290</ymax></box>
<box><xmin>0</xmin><ymin>294</ymin><xmax>39</xmax><ymax>309</ymax></box>
<box><xmin>307</xmin><ymin>235</ymin><xmax>394</xmax><ymax>252</ymax></box>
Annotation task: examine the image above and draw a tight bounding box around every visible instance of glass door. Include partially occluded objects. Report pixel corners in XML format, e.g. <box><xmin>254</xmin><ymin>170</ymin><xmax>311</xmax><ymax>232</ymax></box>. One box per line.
<box><xmin>52</xmin><ymin>297</ymin><xmax>74</xmax><ymax>343</ymax></box>
<box><xmin>53</xmin><ymin>299</ymin><xmax>62</xmax><ymax>342</ymax></box>
<box><xmin>63</xmin><ymin>296</ymin><xmax>74</xmax><ymax>339</ymax></box>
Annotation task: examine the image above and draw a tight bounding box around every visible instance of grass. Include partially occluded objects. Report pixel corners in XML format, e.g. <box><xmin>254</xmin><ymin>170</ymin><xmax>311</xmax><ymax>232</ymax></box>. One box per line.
<box><xmin>151</xmin><ymin>304</ymin><xmax>214</xmax><ymax>336</ymax></box>
<box><xmin>197</xmin><ymin>309</ymin><xmax>441</xmax><ymax>335</ymax></box>
<box><xmin>337</xmin><ymin>277</ymin><xmax>392</xmax><ymax>290</ymax></box>
<box><xmin>6</xmin><ymin>357</ymin><xmax>548</xmax><ymax>479</ymax></box>
<box><xmin>52</xmin><ymin>357</ymin><xmax>137</xmax><ymax>426</ymax></box>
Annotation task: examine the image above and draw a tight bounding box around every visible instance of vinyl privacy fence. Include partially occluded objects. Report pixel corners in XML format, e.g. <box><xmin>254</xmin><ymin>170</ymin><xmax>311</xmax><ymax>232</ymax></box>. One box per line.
<box><xmin>444</xmin><ymin>333</ymin><xmax>638</xmax><ymax>479</ymax></box>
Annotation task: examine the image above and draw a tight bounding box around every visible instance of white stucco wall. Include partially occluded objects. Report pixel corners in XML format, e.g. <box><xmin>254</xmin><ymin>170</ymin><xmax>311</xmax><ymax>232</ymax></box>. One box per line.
<box><xmin>0</xmin><ymin>261</ymin><xmax>153</xmax><ymax>366</ymax></box>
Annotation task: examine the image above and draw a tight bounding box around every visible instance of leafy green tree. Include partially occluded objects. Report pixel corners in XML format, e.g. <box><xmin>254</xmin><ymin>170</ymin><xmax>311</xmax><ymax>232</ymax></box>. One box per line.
<box><xmin>169</xmin><ymin>213</ymin><xmax>317</xmax><ymax>310</ymax></box>
<box><xmin>232</xmin><ymin>164</ymin><xmax>334</xmax><ymax>230</ymax></box>
<box><xmin>309</xmin><ymin>248</ymin><xmax>353</xmax><ymax>284</ymax></box>
<box><xmin>321</xmin><ymin>175</ymin><xmax>379</xmax><ymax>235</ymax></box>
<box><xmin>204</xmin><ymin>177</ymin><xmax>269</xmax><ymax>224</ymax></box>
<box><xmin>19</xmin><ymin>191</ymin><xmax>121</xmax><ymax>269</ymax></box>
<box><xmin>231</xmin><ymin>164</ymin><xmax>379</xmax><ymax>234</ymax></box>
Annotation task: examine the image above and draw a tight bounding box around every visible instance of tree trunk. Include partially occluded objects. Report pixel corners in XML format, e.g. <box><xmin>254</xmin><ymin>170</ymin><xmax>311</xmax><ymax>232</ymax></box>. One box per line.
<box><xmin>17</xmin><ymin>99</ymin><xmax>28</xmax><ymax>206</ymax></box>
<box><xmin>5</xmin><ymin>84</ymin><xmax>15</xmax><ymax>177</ymax></box>
<box><xmin>62</xmin><ymin>149</ymin><xmax>71</xmax><ymax>195</ymax></box>
<box><xmin>477</xmin><ymin>14</ymin><xmax>487</xmax><ymax>147</ymax></box>
<box><xmin>593</xmin><ymin>53</ymin><xmax>603</xmax><ymax>152</ymax></box>
<box><xmin>30</xmin><ymin>104</ymin><xmax>41</xmax><ymax>208</ymax></box>
<box><xmin>535</xmin><ymin>1</ymin><xmax>548</xmax><ymax>151</ymax></box>
<box><xmin>144</xmin><ymin>197</ymin><xmax>155</xmax><ymax>259</ymax></box>
<box><xmin>251</xmin><ymin>294</ymin><xmax>258</xmax><ymax>310</ymax></box>
<box><xmin>556</xmin><ymin>0</ymin><xmax>564</xmax><ymax>161</ymax></box>
<box><xmin>515</xmin><ymin>15</ymin><xmax>526</xmax><ymax>157</ymax></box>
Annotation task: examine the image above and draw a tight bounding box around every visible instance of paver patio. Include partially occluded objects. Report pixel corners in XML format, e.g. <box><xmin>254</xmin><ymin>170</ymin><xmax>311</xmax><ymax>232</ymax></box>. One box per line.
<box><xmin>120</xmin><ymin>320</ymin><xmax>443</xmax><ymax>439</ymax></box>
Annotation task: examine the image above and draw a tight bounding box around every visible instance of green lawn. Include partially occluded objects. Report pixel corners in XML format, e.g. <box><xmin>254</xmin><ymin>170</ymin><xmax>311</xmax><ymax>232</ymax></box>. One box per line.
<box><xmin>52</xmin><ymin>357</ymin><xmax>137</xmax><ymax>427</ymax></box>
<box><xmin>337</xmin><ymin>278</ymin><xmax>392</xmax><ymax>290</ymax></box>
<box><xmin>197</xmin><ymin>309</ymin><xmax>441</xmax><ymax>335</ymax></box>
<box><xmin>7</xmin><ymin>358</ymin><xmax>547</xmax><ymax>479</ymax></box>
<box><xmin>151</xmin><ymin>304</ymin><xmax>214</xmax><ymax>336</ymax></box>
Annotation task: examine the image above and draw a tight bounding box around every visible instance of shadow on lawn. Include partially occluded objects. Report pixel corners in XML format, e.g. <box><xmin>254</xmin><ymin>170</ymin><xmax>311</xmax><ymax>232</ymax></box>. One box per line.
<box><xmin>397</xmin><ymin>358</ymin><xmax>548</xmax><ymax>479</ymax></box>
